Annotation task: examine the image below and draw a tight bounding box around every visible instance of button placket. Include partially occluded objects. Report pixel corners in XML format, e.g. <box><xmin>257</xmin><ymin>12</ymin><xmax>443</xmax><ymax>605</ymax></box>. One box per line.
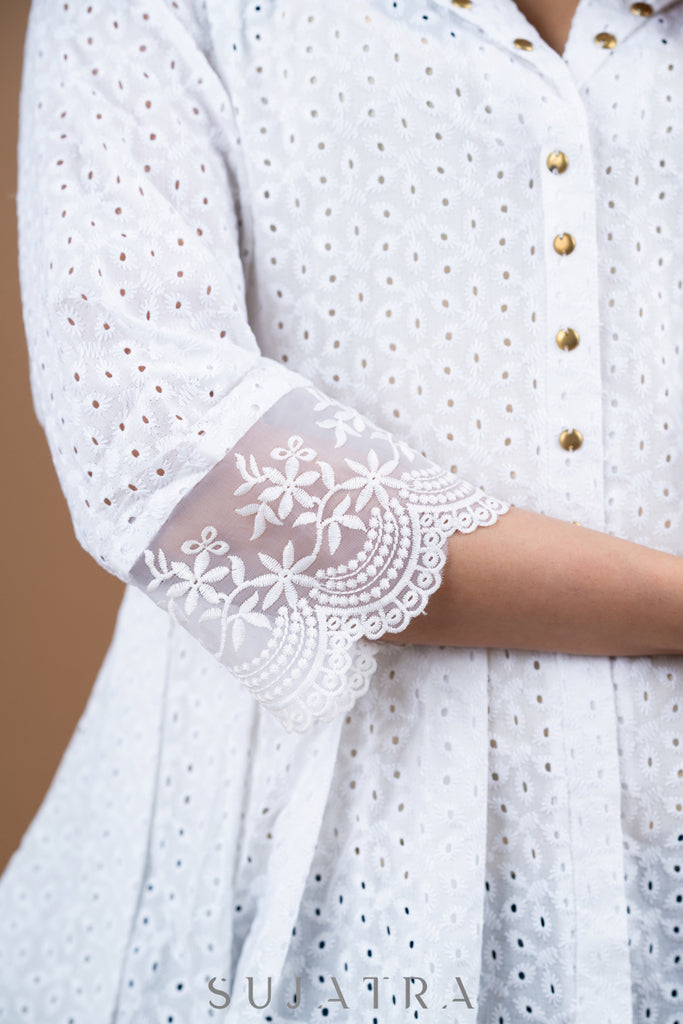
<box><xmin>427</xmin><ymin>6</ymin><xmax>650</xmax><ymax>1017</ymax></box>
<box><xmin>539</xmin><ymin>88</ymin><xmax>606</xmax><ymax>529</ymax></box>
<box><xmin>536</xmin><ymin>68</ymin><xmax>632</xmax><ymax>1024</ymax></box>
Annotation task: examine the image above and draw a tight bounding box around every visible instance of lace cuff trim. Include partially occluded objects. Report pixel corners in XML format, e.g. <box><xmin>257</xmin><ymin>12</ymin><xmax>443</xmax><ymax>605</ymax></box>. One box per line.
<box><xmin>129</xmin><ymin>383</ymin><xmax>511</xmax><ymax>732</ymax></box>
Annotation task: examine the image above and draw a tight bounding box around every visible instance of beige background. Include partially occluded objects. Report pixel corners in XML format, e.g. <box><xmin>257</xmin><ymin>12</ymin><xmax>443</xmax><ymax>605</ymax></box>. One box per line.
<box><xmin>1</xmin><ymin>2</ymin><xmax>125</xmax><ymax>875</ymax></box>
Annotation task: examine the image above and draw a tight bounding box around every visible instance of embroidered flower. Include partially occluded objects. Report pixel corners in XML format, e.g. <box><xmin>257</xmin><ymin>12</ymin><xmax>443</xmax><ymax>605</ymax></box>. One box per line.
<box><xmin>342</xmin><ymin>448</ymin><xmax>401</xmax><ymax>512</ymax></box>
<box><xmin>256</xmin><ymin>540</ymin><xmax>317</xmax><ymax>610</ymax></box>
<box><xmin>254</xmin><ymin>460</ymin><xmax>320</xmax><ymax>521</ymax></box>
<box><xmin>233</xmin><ymin>439</ymin><xmax>321</xmax><ymax>538</ymax></box>
<box><xmin>166</xmin><ymin>548</ymin><xmax>231</xmax><ymax>616</ymax></box>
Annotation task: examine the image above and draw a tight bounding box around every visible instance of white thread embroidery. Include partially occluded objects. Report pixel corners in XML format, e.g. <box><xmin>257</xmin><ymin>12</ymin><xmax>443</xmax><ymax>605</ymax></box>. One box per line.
<box><xmin>138</xmin><ymin>386</ymin><xmax>511</xmax><ymax>732</ymax></box>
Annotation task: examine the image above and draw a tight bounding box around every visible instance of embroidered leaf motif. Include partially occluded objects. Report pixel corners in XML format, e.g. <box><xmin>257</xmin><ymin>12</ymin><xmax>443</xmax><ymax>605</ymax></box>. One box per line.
<box><xmin>327</xmin><ymin>521</ymin><xmax>342</xmax><ymax>555</ymax></box>
<box><xmin>134</xmin><ymin>385</ymin><xmax>511</xmax><ymax>732</ymax></box>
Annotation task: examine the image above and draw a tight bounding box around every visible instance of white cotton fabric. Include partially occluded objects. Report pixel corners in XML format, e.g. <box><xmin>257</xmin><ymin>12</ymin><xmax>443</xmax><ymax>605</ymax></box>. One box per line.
<box><xmin>1</xmin><ymin>0</ymin><xmax>682</xmax><ymax>1021</ymax></box>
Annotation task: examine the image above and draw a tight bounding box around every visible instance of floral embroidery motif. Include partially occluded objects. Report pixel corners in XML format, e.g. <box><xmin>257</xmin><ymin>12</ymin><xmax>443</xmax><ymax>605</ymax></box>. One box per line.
<box><xmin>136</xmin><ymin>385</ymin><xmax>511</xmax><ymax>732</ymax></box>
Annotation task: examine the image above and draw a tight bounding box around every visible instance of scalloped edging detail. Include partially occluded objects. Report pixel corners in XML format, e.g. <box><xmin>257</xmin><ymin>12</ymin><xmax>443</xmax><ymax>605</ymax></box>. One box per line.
<box><xmin>133</xmin><ymin>381</ymin><xmax>514</xmax><ymax>735</ymax></box>
<box><xmin>252</xmin><ymin>486</ymin><xmax>512</xmax><ymax>733</ymax></box>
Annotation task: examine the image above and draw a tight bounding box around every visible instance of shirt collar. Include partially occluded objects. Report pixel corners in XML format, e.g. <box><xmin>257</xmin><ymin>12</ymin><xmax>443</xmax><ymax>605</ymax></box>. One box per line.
<box><xmin>430</xmin><ymin>0</ymin><xmax>677</xmax><ymax>91</ymax></box>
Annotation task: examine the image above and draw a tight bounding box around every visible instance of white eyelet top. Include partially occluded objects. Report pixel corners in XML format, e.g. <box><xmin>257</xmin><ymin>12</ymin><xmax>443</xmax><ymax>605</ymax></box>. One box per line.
<box><xmin>1</xmin><ymin>0</ymin><xmax>681</xmax><ymax>1020</ymax></box>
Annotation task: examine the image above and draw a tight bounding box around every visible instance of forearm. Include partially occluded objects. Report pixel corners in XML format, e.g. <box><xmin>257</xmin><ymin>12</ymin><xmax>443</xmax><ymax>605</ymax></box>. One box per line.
<box><xmin>386</xmin><ymin>506</ymin><xmax>683</xmax><ymax>656</ymax></box>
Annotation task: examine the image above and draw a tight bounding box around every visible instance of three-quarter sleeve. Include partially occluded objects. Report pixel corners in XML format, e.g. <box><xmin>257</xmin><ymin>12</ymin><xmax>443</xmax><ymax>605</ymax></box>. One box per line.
<box><xmin>17</xmin><ymin>0</ymin><xmax>511</xmax><ymax>733</ymax></box>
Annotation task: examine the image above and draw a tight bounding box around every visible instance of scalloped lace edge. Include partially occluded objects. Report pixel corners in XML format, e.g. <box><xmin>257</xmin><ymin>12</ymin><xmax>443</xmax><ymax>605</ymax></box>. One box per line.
<box><xmin>263</xmin><ymin>490</ymin><xmax>512</xmax><ymax>733</ymax></box>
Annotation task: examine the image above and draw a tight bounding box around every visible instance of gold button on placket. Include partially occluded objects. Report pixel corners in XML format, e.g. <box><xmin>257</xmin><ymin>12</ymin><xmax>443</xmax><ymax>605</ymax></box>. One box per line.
<box><xmin>553</xmin><ymin>232</ymin><xmax>576</xmax><ymax>255</ymax></box>
<box><xmin>630</xmin><ymin>2</ymin><xmax>653</xmax><ymax>15</ymax></box>
<box><xmin>559</xmin><ymin>428</ymin><xmax>584</xmax><ymax>451</ymax></box>
<box><xmin>594</xmin><ymin>31</ymin><xmax>617</xmax><ymax>48</ymax></box>
<box><xmin>547</xmin><ymin>150</ymin><xmax>569</xmax><ymax>175</ymax></box>
<box><xmin>556</xmin><ymin>327</ymin><xmax>580</xmax><ymax>351</ymax></box>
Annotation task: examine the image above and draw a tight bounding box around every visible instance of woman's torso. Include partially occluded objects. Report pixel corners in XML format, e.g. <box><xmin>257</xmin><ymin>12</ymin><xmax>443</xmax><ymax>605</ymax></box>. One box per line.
<box><xmin>1</xmin><ymin>2</ymin><xmax>680</xmax><ymax>1021</ymax></box>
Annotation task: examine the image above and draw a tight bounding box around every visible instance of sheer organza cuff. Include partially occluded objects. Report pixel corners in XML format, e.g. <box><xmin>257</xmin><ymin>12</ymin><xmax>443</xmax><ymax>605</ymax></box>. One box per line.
<box><xmin>129</xmin><ymin>383</ymin><xmax>511</xmax><ymax>732</ymax></box>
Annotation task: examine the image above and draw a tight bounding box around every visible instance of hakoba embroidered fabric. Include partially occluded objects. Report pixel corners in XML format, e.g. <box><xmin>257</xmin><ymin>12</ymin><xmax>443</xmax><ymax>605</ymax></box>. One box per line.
<box><xmin>17</xmin><ymin>0</ymin><xmax>511</xmax><ymax>735</ymax></box>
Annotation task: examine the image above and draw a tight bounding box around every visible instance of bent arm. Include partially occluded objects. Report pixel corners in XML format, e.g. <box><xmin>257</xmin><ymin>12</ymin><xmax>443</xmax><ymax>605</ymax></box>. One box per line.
<box><xmin>385</xmin><ymin>506</ymin><xmax>683</xmax><ymax>656</ymax></box>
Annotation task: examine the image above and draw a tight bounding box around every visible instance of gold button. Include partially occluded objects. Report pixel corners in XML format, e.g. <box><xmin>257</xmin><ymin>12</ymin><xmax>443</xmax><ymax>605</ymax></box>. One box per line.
<box><xmin>559</xmin><ymin>428</ymin><xmax>583</xmax><ymax>451</ymax></box>
<box><xmin>556</xmin><ymin>327</ymin><xmax>580</xmax><ymax>351</ymax></box>
<box><xmin>513</xmin><ymin>37</ymin><xmax>534</xmax><ymax>50</ymax></box>
<box><xmin>553</xmin><ymin>232</ymin><xmax>575</xmax><ymax>255</ymax></box>
<box><xmin>630</xmin><ymin>2</ymin><xmax>653</xmax><ymax>15</ymax></box>
<box><xmin>450</xmin><ymin>0</ymin><xmax>472</xmax><ymax>7</ymax></box>
<box><xmin>571</xmin><ymin>520</ymin><xmax>582</xmax><ymax>526</ymax></box>
<box><xmin>594</xmin><ymin>31</ymin><xmax>617</xmax><ymax>48</ymax></box>
<box><xmin>547</xmin><ymin>150</ymin><xmax>569</xmax><ymax>174</ymax></box>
